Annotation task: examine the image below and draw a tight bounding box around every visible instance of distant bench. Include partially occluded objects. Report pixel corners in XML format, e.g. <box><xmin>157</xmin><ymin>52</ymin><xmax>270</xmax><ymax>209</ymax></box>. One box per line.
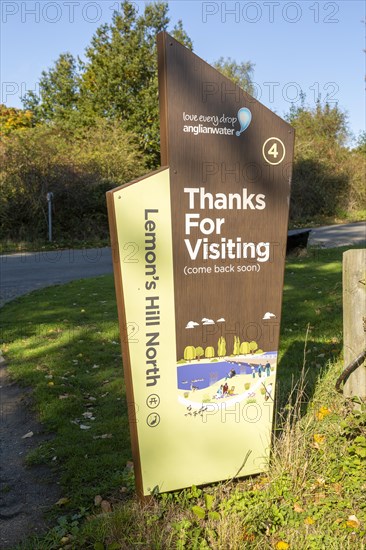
<box><xmin>287</xmin><ymin>229</ymin><xmax>312</xmax><ymax>254</ymax></box>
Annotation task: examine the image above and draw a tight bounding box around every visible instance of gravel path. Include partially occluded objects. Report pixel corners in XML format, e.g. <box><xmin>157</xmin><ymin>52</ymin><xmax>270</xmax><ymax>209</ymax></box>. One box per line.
<box><xmin>0</xmin><ymin>357</ymin><xmax>61</xmax><ymax>549</ymax></box>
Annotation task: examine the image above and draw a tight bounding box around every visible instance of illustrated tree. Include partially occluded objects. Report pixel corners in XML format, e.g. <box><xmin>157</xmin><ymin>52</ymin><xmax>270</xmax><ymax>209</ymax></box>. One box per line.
<box><xmin>240</xmin><ymin>341</ymin><xmax>250</xmax><ymax>355</ymax></box>
<box><xmin>217</xmin><ymin>337</ymin><xmax>227</xmax><ymax>358</ymax></box>
<box><xmin>184</xmin><ymin>346</ymin><xmax>196</xmax><ymax>362</ymax></box>
<box><xmin>249</xmin><ymin>341</ymin><xmax>258</xmax><ymax>354</ymax></box>
<box><xmin>233</xmin><ymin>336</ymin><xmax>240</xmax><ymax>355</ymax></box>
<box><xmin>205</xmin><ymin>346</ymin><xmax>215</xmax><ymax>359</ymax></box>
<box><xmin>195</xmin><ymin>346</ymin><xmax>204</xmax><ymax>361</ymax></box>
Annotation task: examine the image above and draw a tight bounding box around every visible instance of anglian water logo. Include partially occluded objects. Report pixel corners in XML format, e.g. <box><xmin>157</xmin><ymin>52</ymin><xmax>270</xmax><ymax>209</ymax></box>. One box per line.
<box><xmin>182</xmin><ymin>107</ymin><xmax>252</xmax><ymax>137</ymax></box>
<box><xmin>235</xmin><ymin>107</ymin><xmax>252</xmax><ymax>136</ymax></box>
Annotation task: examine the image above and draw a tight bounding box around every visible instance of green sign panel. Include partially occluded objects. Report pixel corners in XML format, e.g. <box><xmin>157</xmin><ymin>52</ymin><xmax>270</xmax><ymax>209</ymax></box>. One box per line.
<box><xmin>107</xmin><ymin>33</ymin><xmax>294</xmax><ymax>497</ymax></box>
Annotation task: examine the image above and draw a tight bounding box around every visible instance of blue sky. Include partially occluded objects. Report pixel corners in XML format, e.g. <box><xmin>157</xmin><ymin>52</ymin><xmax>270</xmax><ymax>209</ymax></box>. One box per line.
<box><xmin>1</xmin><ymin>1</ymin><xmax>365</xmax><ymax>143</ymax></box>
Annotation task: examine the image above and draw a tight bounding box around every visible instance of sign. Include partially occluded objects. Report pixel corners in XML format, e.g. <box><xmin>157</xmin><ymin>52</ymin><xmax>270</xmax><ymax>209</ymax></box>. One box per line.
<box><xmin>107</xmin><ymin>33</ymin><xmax>294</xmax><ymax>497</ymax></box>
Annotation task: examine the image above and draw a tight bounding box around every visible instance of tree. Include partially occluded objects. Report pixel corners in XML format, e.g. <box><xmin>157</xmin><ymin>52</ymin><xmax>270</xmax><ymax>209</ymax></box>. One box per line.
<box><xmin>78</xmin><ymin>1</ymin><xmax>192</xmax><ymax>165</ymax></box>
<box><xmin>0</xmin><ymin>104</ymin><xmax>34</xmax><ymax>135</ymax></box>
<box><xmin>0</xmin><ymin>120</ymin><xmax>146</xmax><ymax>241</ymax></box>
<box><xmin>355</xmin><ymin>131</ymin><xmax>366</xmax><ymax>155</ymax></box>
<box><xmin>287</xmin><ymin>99</ymin><xmax>348</xmax><ymax>151</ymax></box>
<box><xmin>21</xmin><ymin>2</ymin><xmax>193</xmax><ymax>166</ymax></box>
<box><xmin>249</xmin><ymin>341</ymin><xmax>258</xmax><ymax>354</ymax></box>
<box><xmin>240</xmin><ymin>341</ymin><xmax>250</xmax><ymax>355</ymax></box>
<box><xmin>213</xmin><ymin>57</ymin><xmax>254</xmax><ymax>95</ymax></box>
<box><xmin>205</xmin><ymin>346</ymin><xmax>215</xmax><ymax>359</ymax></box>
<box><xmin>195</xmin><ymin>346</ymin><xmax>204</xmax><ymax>361</ymax></box>
<box><xmin>217</xmin><ymin>337</ymin><xmax>227</xmax><ymax>357</ymax></box>
<box><xmin>22</xmin><ymin>53</ymin><xmax>79</xmax><ymax>123</ymax></box>
<box><xmin>233</xmin><ymin>336</ymin><xmax>240</xmax><ymax>355</ymax></box>
<box><xmin>287</xmin><ymin>99</ymin><xmax>364</xmax><ymax>220</ymax></box>
<box><xmin>184</xmin><ymin>346</ymin><xmax>196</xmax><ymax>362</ymax></box>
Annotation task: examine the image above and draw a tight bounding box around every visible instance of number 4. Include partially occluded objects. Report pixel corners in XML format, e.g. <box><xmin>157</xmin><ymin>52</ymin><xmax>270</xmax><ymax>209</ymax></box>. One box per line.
<box><xmin>268</xmin><ymin>143</ymin><xmax>279</xmax><ymax>158</ymax></box>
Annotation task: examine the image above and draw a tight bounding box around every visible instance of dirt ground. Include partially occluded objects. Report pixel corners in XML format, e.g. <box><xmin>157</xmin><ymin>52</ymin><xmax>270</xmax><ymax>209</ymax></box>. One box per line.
<box><xmin>0</xmin><ymin>357</ymin><xmax>61</xmax><ymax>549</ymax></box>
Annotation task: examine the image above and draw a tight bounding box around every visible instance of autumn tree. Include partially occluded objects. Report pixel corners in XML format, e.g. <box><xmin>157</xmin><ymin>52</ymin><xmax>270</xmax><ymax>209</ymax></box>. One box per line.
<box><xmin>0</xmin><ymin>105</ymin><xmax>34</xmax><ymax>136</ymax></box>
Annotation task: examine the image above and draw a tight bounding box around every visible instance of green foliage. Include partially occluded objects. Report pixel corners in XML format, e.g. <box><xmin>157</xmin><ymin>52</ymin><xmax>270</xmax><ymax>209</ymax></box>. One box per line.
<box><xmin>0</xmin><ymin>120</ymin><xmax>146</xmax><ymax>240</ymax></box>
<box><xmin>288</xmin><ymin>100</ymin><xmax>365</xmax><ymax>221</ymax></box>
<box><xmin>213</xmin><ymin>57</ymin><xmax>254</xmax><ymax>95</ymax></box>
<box><xmin>22</xmin><ymin>1</ymin><xmax>193</xmax><ymax>168</ymax></box>
<box><xmin>195</xmin><ymin>346</ymin><xmax>204</xmax><ymax>360</ymax></box>
<box><xmin>1</xmin><ymin>2</ymin><xmax>201</xmax><ymax>244</ymax></box>
<box><xmin>22</xmin><ymin>53</ymin><xmax>79</xmax><ymax>123</ymax></box>
<box><xmin>354</xmin><ymin>131</ymin><xmax>366</xmax><ymax>155</ymax></box>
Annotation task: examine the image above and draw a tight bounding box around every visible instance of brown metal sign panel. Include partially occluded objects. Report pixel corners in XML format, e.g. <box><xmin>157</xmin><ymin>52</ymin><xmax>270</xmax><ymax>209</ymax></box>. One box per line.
<box><xmin>107</xmin><ymin>33</ymin><xmax>294</xmax><ymax>497</ymax></box>
<box><xmin>158</xmin><ymin>32</ymin><xmax>294</xmax><ymax>365</ymax></box>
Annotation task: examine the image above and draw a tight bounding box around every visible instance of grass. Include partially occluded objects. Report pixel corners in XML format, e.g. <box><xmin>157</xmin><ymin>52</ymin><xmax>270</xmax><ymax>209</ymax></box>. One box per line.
<box><xmin>288</xmin><ymin>209</ymin><xmax>366</xmax><ymax>229</ymax></box>
<box><xmin>0</xmin><ymin>238</ymin><xmax>110</xmax><ymax>255</ymax></box>
<box><xmin>1</xmin><ymin>245</ymin><xmax>365</xmax><ymax>548</ymax></box>
<box><xmin>1</xmin><ymin>277</ymin><xmax>131</xmax><ymax>509</ymax></box>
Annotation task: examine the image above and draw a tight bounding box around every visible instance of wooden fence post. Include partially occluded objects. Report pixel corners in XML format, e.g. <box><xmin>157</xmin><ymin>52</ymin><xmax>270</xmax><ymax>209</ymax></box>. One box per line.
<box><xmin>343</xmin><ymin>249</ymin><xmax>366</xmax><ymax>399</ymax></box>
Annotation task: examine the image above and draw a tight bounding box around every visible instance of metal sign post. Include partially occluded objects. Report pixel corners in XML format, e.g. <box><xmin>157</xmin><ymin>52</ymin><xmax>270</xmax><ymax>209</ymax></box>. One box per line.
<box><xmin>46</xmin><ymin>192</ymin><xmax>53</xmax><ymax>242</ymax></box>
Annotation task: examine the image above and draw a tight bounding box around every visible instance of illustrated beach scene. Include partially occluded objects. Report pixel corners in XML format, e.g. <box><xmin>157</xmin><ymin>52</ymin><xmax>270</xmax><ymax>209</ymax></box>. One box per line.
<box><xmin>177</xmin><ymin>352</ymin><xmax>277</xmax><ymax>410</ymax></box>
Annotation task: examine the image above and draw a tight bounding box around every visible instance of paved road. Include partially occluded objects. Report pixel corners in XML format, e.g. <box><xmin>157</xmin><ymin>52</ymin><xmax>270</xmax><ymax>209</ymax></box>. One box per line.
<box><xmin>1</xmin><ymin>222</ymin><xmax>365</xmax><ymax>307</ymax></box>
<box><xmin>0</xmin><ymin>247</ymin><xmax>114</xmax><ymax>307</ymax></box>
<box><xmin>308</xmin><ymin>221</ymin><xmax>366</xmax><ymax>248</ymax></box>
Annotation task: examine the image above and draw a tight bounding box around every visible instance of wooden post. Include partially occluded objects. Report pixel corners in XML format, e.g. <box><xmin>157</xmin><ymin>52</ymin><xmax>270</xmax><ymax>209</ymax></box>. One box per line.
<box><xmin>343</xmin><ymin>249</ymin><xmax>366</xmax><ymax>398</ymax></box>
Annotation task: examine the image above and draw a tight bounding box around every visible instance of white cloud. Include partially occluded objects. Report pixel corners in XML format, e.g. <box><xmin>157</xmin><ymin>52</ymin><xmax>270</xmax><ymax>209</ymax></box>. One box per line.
<box><xmin>202</xmin><ymin>319</ymin><xmax>215</xmax><ymax>325</ymax></box>
<box><xmin>217</xmin><ymin>318</ymin><xmax>225</xmax><ymax>322</ymax></box>
<box><xmin>185</xmin><ymin>321</ymin><xmax>199</xmax><ymax>329</ymax></box>
<box><xmin>263</xmin><ymin>312</ymin><xmax>276</xmax><ymax>320</ymax></box>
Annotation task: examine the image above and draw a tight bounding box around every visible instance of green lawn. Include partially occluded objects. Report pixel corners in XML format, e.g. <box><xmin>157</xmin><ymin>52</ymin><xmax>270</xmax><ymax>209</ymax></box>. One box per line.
<box><xmin>1</xmin><ymin>245</ymin><xmax>365</xmax><ymax>549</ymax></box>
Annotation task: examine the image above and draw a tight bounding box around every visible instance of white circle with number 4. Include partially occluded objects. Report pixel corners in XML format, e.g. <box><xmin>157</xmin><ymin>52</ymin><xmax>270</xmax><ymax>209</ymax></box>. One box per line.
<box><xmin>262</xmin><ymin>137</ymin><xmax>286</xmax><ymax>165</ymax></box>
